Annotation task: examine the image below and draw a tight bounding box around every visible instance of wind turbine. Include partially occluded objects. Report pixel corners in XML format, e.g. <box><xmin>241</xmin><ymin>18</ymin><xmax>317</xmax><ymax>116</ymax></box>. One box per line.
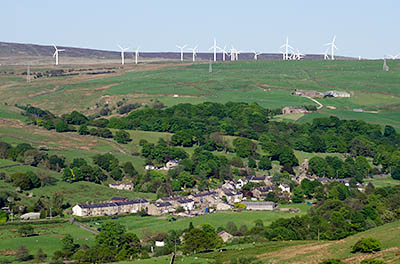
<box><xmin>188</xmin><ymin>46</ymin><xmax>198</xmax><ymax>62</ymax></box>
<box><xmin>235</xmin><ymin>49</ymin><xmax>242</xmax><ymax>61</ymax></box>
<box><xmin>230</xmin><ymin>47</ymin><xmax>236</xmax><ymax>61</ymax></box>
<box><xmin>134</xmin><ymin>47</ymin><xmax>140</xmax><ymax>65</ymax></box>
<box><xmin>176</xmin><ymin>44</ymin><xmax>187</xmax><ymax>62</ymax></box>
<box><xmin>253</xmin><ymin>51</ymin><xmax>261</xmax><ymax>60</ymax></box>
<box><xmin>295</xmin><ymin>48</ymin><xmax>305</xmax><ymax>60</ymax></box>
<box><xmin>220</xmin><ymin>46</ymin><xmax>229</xmax><ymax>61</ymax></box>
<box><xmin>118</xmin><ymin>45</ymin><xmax>129</xmax><ymax>65</ymax></box>
<box><xmin>280</xmin><ymin>37</ymin><xmax>293</xmax><ymax>60</ymax></box>
<box><xmin>209</xmin><ymin>38</ymin><xmax>221</xmax><ymax>62</ymax></box>
<box><xmin>324</xmin><ymin>35</ymin><xmax>338</xmax><ymax>60</ymax></box>
<box><xmin>53</xmin><ymin>45</ymin><xmax>65</xmax><ymax>66</ymax></box>
<box><xmin>323</xmin><ymin>46</ymin><xmax>330</xmax><ymax>60</ymax></box>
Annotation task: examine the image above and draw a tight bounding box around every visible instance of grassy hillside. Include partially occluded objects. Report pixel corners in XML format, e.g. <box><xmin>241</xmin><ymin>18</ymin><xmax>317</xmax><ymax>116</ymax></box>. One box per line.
<box><xmin>1</xmin><ymin>59</ymin><xmax>400</xmax><ymax>129</ymax></box>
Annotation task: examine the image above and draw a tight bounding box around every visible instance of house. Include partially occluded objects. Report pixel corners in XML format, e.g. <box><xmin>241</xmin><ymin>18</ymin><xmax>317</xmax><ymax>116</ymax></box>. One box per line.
<box><xmin>148</xmin><ymin>202</ymin><xmax>176</xmax><ymax>215</ymax></box>
<box><xmin>247</xmin><ymin>176</ymin><xmax>270</xmax><ymax>185</ymax></box>
<box><xmin>222</xmin><ymin>182</ymin><xmax>235</xmax><ymax>190</ymax></box>
<box><xmin>293</xmin><ymin>90</ymin><xmax>324</xmax><ymax>98</ymax></box>
<box><xmin>176</xmin><ymin>198</ymin><xmax>195</xmax><ymax>212</ymax></box>
<box><xmin>108</xmin><ymin>182</ymin><xmax>133</xmax><ymax>191</ymax></box>
<box><xmin>282</xmin><ymin>107</ymin><xmax>308</xmax><ymax>115</ymax></box>
<box><xmin>155</xmin><ymin>241</ymin><xmax>165</xmax><ymax>247</ymax></box>
<box><xmin>20</xmin><ymin>212</ymin><xmax>40</xmax><ymax>220</ymax></box>
<box><xmin>165</xmin><ymin>160</ymin><xmax>180</xmax><ymax>170</ymax></box>
<box><xmin>217</xmin><ymin>231</ymin><xmax>233</xmax><ymax>242</ymax></box>
<box><xmin>243</xmin><ymin>201</ymin><xmax>276</xmax><ymax>211</ymax></box>
<box><xmin>190</xmin><ymin>191</ymin><xmax>218</xmax><ymax>207</ymax></box>
<box><xmin>216</xmin><ymin>202</ymin><xmax>232</xmax><ymax>211</ymax></box>
<box><xmin>323</xmin><ymin>91</ymin><xmax>351</xmax><ymax>98</ymax></box>
<box><xmin>252</xmin><ymin>186</ymin><xmax>273</xmax><ymax>199</ymax></box>
<box><xmin>219</xmin><ymin>188</ymin><xmax>243</xmax><ymax>204</ymax></box>
<box><xmin>72</xmin><ymin>199</ymin><xmax>149</xmax><ymax>217</ymax></box>
<box><xmin>236</xmin><ymin>178</ymin><xmax>248</xmax><ymax>189</ymax></box>
<box><xmin>279</xmin><ymin>184</ymin><xmax>291</xmax><ymax>193</ymax></box>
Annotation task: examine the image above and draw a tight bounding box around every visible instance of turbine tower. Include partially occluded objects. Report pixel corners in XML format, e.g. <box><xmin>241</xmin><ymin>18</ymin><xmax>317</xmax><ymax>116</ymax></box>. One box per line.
<box><xmin>295</xmin><ymin>48</ymin><xmax>305</xmax><ymax>60</ymax></box>
<box><xmin>188</xmin><ymin>46</ymin><xmax>198</xmax><ymax>62</ymax></box>
<box><xmin>135</xmin><ymin>47</ymin><xmax>140</xmax><ymax>65</ymax></box>
<box><xmin>323</xmin><ymin>47</ymin><xmax>330</xmax><ymax>60</ymax></box>
<box><xmin>230</xmin><ymin>47</ymin><xmax>236</xmax><ymax>61</ymax></box>
<box><xmin>324</xmin><ymin>35</ymin><xmax>338</xmax><ymax>60</ymax></box>
<box><xmin>253</xmin><ymin>51</ymin><xmax>261</xmax><ymax>60</ymax></box>
<box><xmin>176</xmin><ymin>44</ymin><xmax>187</xmax><ymax>62</ymax></box>
<box><xmin>209</xmin><ymin>38</ymin><xmax>221</xmax><ymax>62</ymax></box>
<box><xmin>53</xmin><ymin>44</ymin><xmax>65</xmax><ymax>66</ymax></box>
<box><xmin>118</xmin><ymin>45</ymin><xmax>129</xmax><ymax>65</ymax></box>
<box><xmin>220</xmin><ymin>46</ymin><xmax>229</xmax><ymax>61</ymax></box>
<box><xmin>280</xmin><ymin>37</ymin><xmax>293</xmax><ymax>60</ymax></box>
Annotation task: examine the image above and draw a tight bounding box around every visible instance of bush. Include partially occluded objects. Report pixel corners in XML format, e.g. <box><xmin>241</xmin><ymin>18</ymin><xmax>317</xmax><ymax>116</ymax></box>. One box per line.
<box><xmin>319</xmin><ymin>260</ymin><xmax>346</xmax><ymax>264</ymax></box>
<box><xmin>352</xmin><ymin>238</ymin><xmax>382</xmax><ymax>253</ymax></box>
<box><xmin>360</xmin><ymin>259</ymin><xmax>386</xmax><ymax>264</ymax></box>
<box><xmin>55</xmin><ymin>120</ymin><xmax>69</xmax><ymax>132</ymax></box>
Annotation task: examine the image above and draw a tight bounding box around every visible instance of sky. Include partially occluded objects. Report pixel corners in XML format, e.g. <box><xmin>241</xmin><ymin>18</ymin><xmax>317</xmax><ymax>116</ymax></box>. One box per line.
<box><xmin>1</xmin><ymin>0</ymin><xmax>399</xmax><ymax>58</ymax></box>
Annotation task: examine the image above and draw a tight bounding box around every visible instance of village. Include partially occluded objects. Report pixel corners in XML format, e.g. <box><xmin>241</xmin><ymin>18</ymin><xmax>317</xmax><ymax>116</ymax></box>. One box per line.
<box><xmin>71</xmin><ymin>158</ymin><xmax>365</xmax><ymax>218</ymax></box>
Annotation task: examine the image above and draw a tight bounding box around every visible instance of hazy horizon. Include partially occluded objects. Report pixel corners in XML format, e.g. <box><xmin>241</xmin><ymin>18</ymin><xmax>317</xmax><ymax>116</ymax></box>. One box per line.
<box><xmin>2</xmin><ymin>0</ymin><xmax>399</xmax><ymax>59</ymax></box>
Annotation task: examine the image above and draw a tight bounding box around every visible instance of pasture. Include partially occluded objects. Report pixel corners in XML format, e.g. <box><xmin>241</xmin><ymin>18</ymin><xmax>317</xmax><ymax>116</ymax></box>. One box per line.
<box><xmin>1</xmin><ymin>59</ymin><xmax>400</xmax><ymax>129</ymax></box>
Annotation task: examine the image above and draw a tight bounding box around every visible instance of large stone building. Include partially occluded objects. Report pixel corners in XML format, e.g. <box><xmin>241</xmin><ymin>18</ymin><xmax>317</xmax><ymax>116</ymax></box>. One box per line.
<box><xmin>72</xmin><ymin>199</ymin><xmax>149</xmax><ymax>217</ymax></box>
<box><xmin>147</xmin><ymin>202</ymin><xmax>175</xmax><ymax>215</ymax></box>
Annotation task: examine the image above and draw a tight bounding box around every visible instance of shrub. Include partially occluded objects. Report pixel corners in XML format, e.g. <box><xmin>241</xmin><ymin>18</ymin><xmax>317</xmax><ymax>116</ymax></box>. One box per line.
<box><xmin>319</xmin><ymin>260</ymin><xmax>346</xmax><ymax>264</ymax></box>
<box><xmin>352</xmin><ymin>238</ymin><xmax>382</xmax><ymax>253</ymax></box>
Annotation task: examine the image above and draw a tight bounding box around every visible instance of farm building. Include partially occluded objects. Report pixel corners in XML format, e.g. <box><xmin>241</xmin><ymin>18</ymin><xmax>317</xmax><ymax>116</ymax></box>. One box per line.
<box><xmin>324</xmin><ymin>91</ymin><xmax>351</xmax><ymax>98</ymax></box>
<box><xmin>218</xmin><ymin>231</ymin><xmax>233</xmax><ymax>242</ymax></box>
<box><xmin>243</xmin><ymin>201</ymin><xmax>276</xmax><ymax>211</ymax></box>
<box><xmin>72</xmin><ymin>199</ymin><xmax>149</xmax><ymax>217</ymax></box>
<box><xmin>282</xmin><ymin>106</ymin><xmax>308</xmax><ymax>114</ymax></box>
<box><xmin>20</xmin><ymin>212</ymin><xmax>40</xmax><ymax>220</ymax></box>
<box><xmin>108</xmin><ymin>182</ymin><xmax>133</xmax><ymax>191</ymax></box>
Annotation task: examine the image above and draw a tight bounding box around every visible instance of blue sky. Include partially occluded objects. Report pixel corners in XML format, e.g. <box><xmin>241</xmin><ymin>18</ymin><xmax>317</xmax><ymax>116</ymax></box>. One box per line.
<box><xmin>1</xmin><ymin>0</ymin><xmax>399</xmax><ymax>58</ymax></box>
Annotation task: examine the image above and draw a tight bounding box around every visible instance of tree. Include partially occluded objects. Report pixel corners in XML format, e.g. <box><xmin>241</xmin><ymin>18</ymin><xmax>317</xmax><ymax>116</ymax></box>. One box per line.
<box><xmin>319</xmin><ymin>260</ymin><xmax>346</xmax><ymax>264</ymax></box>
<box><xmin>123</xmin><ymin>162</ymin><xmax>138</xmax><ymax>177</ymax></box>
<box><xmin>95</xmin><ymin>221</ymin><xmax>126</xmax><ymax>251</ymax></box>
<box><xmin>391</xmin><ymin>163</ymin><xmax>400</xmax><ymax>180</ymax></box>
<box><xmin>15</xmin><ymin>245</ymin><xmax>33</xmax><ymax>262</ymax></box>
<box><xmin>35</xmin><ymin>248</ymin><xmax>47</xmax><ymax>263</ymax></box>
<box><xmin>233</xmin><ymin>138</ymin><xmax>257</xmax><ymax>158</ymax></box>
<box><xmin>182</xmin><ymin>227</ymin><xmax>223</xmax><ymax>253</ymax></box>
<box><xmin>60</xmin><ymin>234</ymin><xmax>79</xmax><ymax>259</ymax></box>
<box><xmin>384</xmin><ymin>125</ymin><xmax>396</xmax><ymax>138</ymax></box>
<box><xmin>177</xmin><ymin>171</ymin><xmax>195</xmax><ymax>188</ymax></box>
<box><xmin>308</xmin><ymin>157</ymin><xmax>331</xmax><ymax>178</ymax></box>
<box><xmin>18</xmin><ymin>225</ymin><xmax>34</xmax><ymax>237</ymax></box>
<box><xmin>226</xmin><ymin>221</ymin><xmax>238</xmax><ymax>235</ymax></box>
<box><xmin>110</xmin><ymin>167</ymin><xmax>123</xmax><ymax>181</ymax></box>
<box><xmin>78</xmin><ymin>124</ymin><xmax>89</xmax><ymax>135</ymax></box>
<box><xmin>352</xmin><ymin>238</ymin><xmax>382</xmax><ymax>253</ymax></box>
<box><xmin>258</xmin><ymin>156</ymin><xmax>272</xmax><ymax>170</ymax></box>
<box><xmin>248</xmin><ymin>158</ymin><xmax>257</xmax><ymax>168</ymax></box>
<box><xmin>114</xmin><ymin>130</ymin><xmax>131</xmax><ymax>144</ymax></box>
<box><xmin>55</xmin><ymin>120</ymin><xmax>69</xmax><ymax>132</ymax></box>
<box><xmin>292</xmin><ymin>186</ymin><xmax>305</xmax><ymax>203</ymax></box>
<box><xmin>11</xmin><ymin>172</ymin><xmax>33</xmax><ymax>190</ymax></box>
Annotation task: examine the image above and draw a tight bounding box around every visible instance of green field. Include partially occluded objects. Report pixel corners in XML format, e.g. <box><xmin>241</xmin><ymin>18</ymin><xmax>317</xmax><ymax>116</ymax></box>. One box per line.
<box><xmin>1</xmin><ymin>59</ymin><xmax>400</xmax><ymax>129</ymax></box>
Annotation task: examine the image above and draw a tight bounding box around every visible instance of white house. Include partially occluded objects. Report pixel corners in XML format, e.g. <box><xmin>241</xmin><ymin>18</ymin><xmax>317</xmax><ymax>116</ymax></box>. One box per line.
<box><xmin>108</xmin><ymin>182</ymin><xmax>133</xmax><ymax>191</ymax></box>
<box><xmin>279</xmin><ymin>184</ymin><xmax>291</xmax><ymax>193</ymax></box>
<box><xmin>20</xmin><ymin>212</ymin><xmax>40</xmax><ymax>220</ymax></box>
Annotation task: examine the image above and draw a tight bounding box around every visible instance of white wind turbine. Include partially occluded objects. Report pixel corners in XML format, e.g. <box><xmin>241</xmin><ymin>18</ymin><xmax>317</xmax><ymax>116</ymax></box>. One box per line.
<box><xmin>53</xmin><ymin>44</ymin><xmax>65</xmax><ymax>66</ymax></box>
<box><xmin>388</xmin><ymin>54</ymin><xmax>400</xmax><ymax>60</ymax></box>
<box><xmin>176</xmin><ymin>44</ymin><xmax>187</xmax><ymax>62</ymax></box>
<box><xmin>323</xmin><ymin>46</ymin><xmax>330</xmax><ymax>60</ymax></box>
<box><xmin>295</xmin><ymin>48</ymin><xmax>305</xmax><ymax>60</ymax></box>
<box><xmin>220</xmin><ymin>46</ymin><xmax>229</xmax><ymax>61</ymax></box>
<box><xmin>118</xmin><ymin>45</ymin><xmax>129</xmax><ymax>65</ymax></box>
<box><xmin>253</xmin><ymin>51</ymin><xmax>261</xmax><ymax>60</ymax></box>
<box><xmin>134</xmin><ymin>47</ymin><xmax>140</xmax><ymax>65</ymax></box>
<box><xmin>280</xmin><ymin>37</ymin><xmax>293</xmax><ymax>60</ymax></box>
<box><xmin>324</xmin><ymin>35</ymin><xmax>338</xmax><ymax>60</ymax></box>
<box><xmin>209</xmin><ymin>38</ymin><xmax>221</xmax><ymax>62</ymax></box>
<box><xmin>188</xmin><ymin>46</ymin><xmax>198</xmax><ymax>62</ymax></box>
